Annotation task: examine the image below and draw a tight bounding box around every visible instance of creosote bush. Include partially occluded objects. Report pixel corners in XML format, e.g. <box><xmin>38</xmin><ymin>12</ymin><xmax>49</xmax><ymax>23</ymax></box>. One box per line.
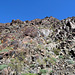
<box><xmin>53</xmin><ymin>48</ymin><xmax>61</xmax><ymax>55</ymax></box>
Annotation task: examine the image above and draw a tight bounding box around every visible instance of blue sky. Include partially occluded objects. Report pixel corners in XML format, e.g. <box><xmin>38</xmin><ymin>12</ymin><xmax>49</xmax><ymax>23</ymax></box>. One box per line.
<box><xmin>0</xmin><ymin>0</ymin><xmax>75</xmax><ymax>23</ymax></box>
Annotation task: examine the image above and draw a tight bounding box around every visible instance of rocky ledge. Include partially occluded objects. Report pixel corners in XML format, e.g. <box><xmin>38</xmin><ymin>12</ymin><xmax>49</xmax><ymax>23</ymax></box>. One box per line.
<box><xmin>0</xmin><ymin>16</ymin><xmax>75</xmax><ymax>75</ymax></box>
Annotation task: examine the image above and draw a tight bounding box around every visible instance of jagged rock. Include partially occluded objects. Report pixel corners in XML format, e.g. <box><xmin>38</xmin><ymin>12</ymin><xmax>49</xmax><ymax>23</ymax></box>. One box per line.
<box><xmin>0</xmin><ymin>56</ymin><xmax>3</xmax><ymax>60</ymax></box>
<box><xmin>61</xmin><ymin>17</ymin><xmax>75</xmax><ymax>29</ymax></box>
<box><xmin>11</xmin><ymin>19</ymin><xmax>24</xmax><ymax>24</ymax></box>
<box><xmin>5</xmin><ymin>23</ymin><xmax>10</xmax><ymax>26</ymax></box>
<box><xmin>30</xmin><ymin>19</ymin><xmax>42</xmax><ymax>25</ymax></box>
<box><xmin>70</xmin><ymin>22</ymin><xmax>75</xmax><ymax>29</ymax></box>
<box><xmin>69</xmin><ymin>50</ymin><xmax>75</xmax><ymax>57</ymax></box>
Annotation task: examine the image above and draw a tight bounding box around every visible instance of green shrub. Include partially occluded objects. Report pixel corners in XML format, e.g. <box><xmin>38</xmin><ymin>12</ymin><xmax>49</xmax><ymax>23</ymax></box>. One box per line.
<box><xmin>59</xmin><ymin>55</ymin><xmax>64</xmax><ymax>59</ymax></box>
<box><xmin>46</xmin><ymin>47</ymin><xmax>49</xmax><ymax>50</ymax></box>
<box><xmin>30</xmin><ymin>64</ymin><xmax>35</xmax><ymax>67</ymax></box>
<box><xmin>0</xmin><ymin>49</ymin><xmax>8</xmax><ymax>53</ymax></box>
<box><xmin>11</xmin><ymin>39</ymin><xmax>14</xmax><ymax>41</ymax></box>
<box><xmin>49</xmin><ymin>58</ymin><xmax>56</xmax><ymax>65</ymax></box>
<box><xmin>40</xmin><ymin>69</ymin><xmax>48</xmax><ymax>74</ymax></box>
<box><xmin>51</xmin><ymin>57</ymin><xmax>57</xmax><ymax>62</ymax></box>
<box><xmin>6</xmin><ymin>46</ymin><xmax>13</xmax><ymax>50</ymax></box>
<box><xmin>67</xmin><ymin>60</ymin><xmax>74</xmax><ymax>64</ymax></box>
<box><xmin>0</xmin><ymin>40</ymin><xmax>1</xmax><ymax>44</ymax></box>
<box><xmin>8</xmin><ymin>56</ymin><xmax>24</xmax><ymax>75</ymax></box>
<box><xmin>21</xmin><ymin>73</ymin><xmax>37</xmax><ymax>75</ymax></box>
<box><xmin>50</xmin><ymin>70</ymin><xmax>53</xmax><ymax>73</ymax></box>
<box><xmin>0</xmin><ymin>64</ymin><xmax>8</xmax><ymax>70</ymax></box>
<box><xmin>53</xmin><ymin>48</ymin><xmax>61</xmax><ymax>55</ymax></box>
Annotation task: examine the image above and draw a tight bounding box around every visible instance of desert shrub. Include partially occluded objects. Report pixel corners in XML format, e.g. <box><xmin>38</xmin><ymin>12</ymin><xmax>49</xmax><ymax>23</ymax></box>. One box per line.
<box><xmin>53</xmin><ymin>48</ymin><xmax>61</xmax><ymax>55</ymax></box>
<box><xmin>0</xmin><ymin>64</ymin><xmax>8</xmax><ymax>70</ymax></box>
<box><xmin>40</xmin><ymin>69</ymin><xmax>48</xmax><ymax>74</ymax></box>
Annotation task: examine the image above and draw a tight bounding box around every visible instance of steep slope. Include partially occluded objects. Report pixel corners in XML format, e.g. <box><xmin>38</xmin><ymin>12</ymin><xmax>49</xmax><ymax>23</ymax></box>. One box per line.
<box><xmin>0</xmin><ymin>16</ymin><xmax>75</xmax><ymax>75</ymax></box>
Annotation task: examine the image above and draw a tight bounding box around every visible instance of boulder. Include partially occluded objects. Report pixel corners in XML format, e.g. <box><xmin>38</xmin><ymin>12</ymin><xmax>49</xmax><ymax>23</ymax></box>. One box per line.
<box><xmin>40</xmin><ymin>29</ymin><xmax>50</xmax><ymax>37</ymax></box>
<box><xmin>24</xmin><ymin>26</ymin><xmax>38</xmax><ymax>37</ymax></box>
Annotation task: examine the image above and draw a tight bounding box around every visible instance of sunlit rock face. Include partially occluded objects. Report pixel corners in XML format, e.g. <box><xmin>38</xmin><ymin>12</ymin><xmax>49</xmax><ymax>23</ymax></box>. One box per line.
<box><xmin>0</xmin><ymin>16</ymin><xmax>75</xmax><ymax>75</ymax></box>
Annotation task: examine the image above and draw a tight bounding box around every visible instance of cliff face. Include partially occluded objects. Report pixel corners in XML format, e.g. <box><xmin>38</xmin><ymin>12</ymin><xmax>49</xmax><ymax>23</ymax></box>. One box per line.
<box><xmin>0</xmin><ymin>16</ymin><xmax>75</xmax><ymax>75</ymax></box>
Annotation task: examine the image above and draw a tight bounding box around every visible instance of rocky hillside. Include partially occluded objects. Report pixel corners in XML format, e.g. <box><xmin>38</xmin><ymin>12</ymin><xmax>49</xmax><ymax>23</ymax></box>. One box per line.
<box><xmin>0</xmin><ymin>16</ymin><xmax>75</xmax><ymax>75</ymax></box>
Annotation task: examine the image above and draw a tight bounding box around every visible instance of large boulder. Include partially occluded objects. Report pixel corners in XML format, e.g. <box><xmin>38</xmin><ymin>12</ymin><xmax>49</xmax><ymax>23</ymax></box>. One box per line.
<box><xmin>40</xmin><ymin>29</ymin><xmax>50</xmax><ymax>37</ymax></box>
<box><xmin>24</xmin><ymin>26</ymin><xmax>38</xmax><ymax>38</ymax></box>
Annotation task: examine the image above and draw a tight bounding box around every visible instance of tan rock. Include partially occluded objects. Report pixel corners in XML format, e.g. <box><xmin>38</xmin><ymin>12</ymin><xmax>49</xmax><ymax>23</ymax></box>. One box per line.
<box><xmin>2</xmin><ymin>68</ymin><xmax>8</xmax><ymax>75</ymax></box>
<box><xmin>24</xmin><ymin>26</ymin><xmax>38</xmax><ymax>37</ymax></box>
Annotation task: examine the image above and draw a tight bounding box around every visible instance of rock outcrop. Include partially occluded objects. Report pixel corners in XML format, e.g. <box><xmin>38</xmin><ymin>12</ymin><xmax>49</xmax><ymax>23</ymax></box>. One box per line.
<box><xmin>0</xmin><ymin>16</ymin><xmax>75</xmax><ymax>75</ymax></box>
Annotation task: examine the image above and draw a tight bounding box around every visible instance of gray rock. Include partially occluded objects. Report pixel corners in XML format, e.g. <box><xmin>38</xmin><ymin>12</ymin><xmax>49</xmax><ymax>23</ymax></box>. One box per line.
<box><xmin>40</xmin><ymin>29</ymin><xmax>50</xmax><ymax>37</ymax></box>
<box><xmin>0</xmin><ymin>55</ymin><xmax>3</xmax><ymax>60</ymax></box>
